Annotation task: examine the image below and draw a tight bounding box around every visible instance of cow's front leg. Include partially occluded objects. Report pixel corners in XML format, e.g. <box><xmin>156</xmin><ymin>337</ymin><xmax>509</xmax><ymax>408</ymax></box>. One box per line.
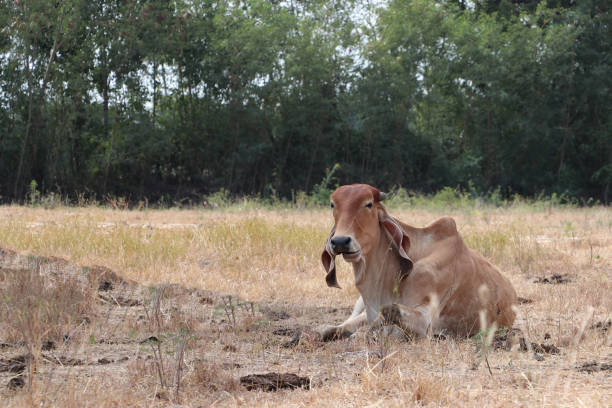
<box><xmin>381</xmin><ymin>303</ymin><xmax>432</xmax><ymax>338</ymax></box>
<box><xmin>318</xmin><ymin>296</ymin><xmax>367</xmax><ymax>341</ymax></box>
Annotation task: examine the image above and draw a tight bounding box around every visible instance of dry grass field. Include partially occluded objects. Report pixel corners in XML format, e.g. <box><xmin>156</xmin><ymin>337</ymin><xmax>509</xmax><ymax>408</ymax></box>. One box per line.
<box><xmin>0</xmin><ymin>201</ymin><xmax>610</xmax><ymax>407</ymax></box>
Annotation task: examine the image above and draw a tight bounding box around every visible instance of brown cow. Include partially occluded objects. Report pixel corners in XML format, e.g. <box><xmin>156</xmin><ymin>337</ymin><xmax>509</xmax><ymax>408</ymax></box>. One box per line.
<box><xmin>319</xmin><ymin>184</ymin><xmax>517</xmax><ymax>340</ymax></box>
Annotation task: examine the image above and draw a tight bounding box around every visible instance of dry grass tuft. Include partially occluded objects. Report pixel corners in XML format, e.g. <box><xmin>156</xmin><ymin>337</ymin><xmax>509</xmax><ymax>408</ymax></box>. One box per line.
<box><xmin>189</xmin><ymin>360</ymin><xmax>240</xmax><ymax>392</ymax></box>
<box><xmin>0</xmin><ymin>263</ymin><xmax>94</xmax><ymax>389</ymax></box>
<box><xmin>410</xmin><ymin>373</ymin><xmax>450</xmax><ymax>406</ymax></box>
<box><xmin>0</xmin><ymin>265</ymin><xmax>92</xmax><ymax>343</ymax></box>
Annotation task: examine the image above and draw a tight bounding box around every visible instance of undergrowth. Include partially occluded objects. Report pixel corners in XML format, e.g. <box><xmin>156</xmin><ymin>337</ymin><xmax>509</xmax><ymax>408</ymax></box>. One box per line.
<box><xmin>17</xmin><ymin>171</ymin><xmax>595</xmax><ymax>211</ymax></box>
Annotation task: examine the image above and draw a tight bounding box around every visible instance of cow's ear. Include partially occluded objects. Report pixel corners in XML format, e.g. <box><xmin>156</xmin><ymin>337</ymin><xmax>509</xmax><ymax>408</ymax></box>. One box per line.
<box><xmin>321</xmin><ymin>225</ymin><xmax>340</xmax><ymax>288</ymax></box>
<box><xmin>379</xmin><ymin>212</ymin><xmax>413</xmax><ymax>280</ymax></box>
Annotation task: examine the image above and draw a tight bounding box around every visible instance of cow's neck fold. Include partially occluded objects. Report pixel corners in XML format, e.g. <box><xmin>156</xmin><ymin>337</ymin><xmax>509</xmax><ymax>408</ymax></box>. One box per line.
<box><xmin>353</xmin><ymin>224</ymin><xmax>404</xmax><ymax>322</ymax></box>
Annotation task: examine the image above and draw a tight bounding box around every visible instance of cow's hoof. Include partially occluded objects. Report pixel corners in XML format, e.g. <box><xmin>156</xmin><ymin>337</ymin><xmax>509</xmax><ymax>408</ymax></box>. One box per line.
<box><xmin>316</xmin><ymin>325</ymin><xmax>337</xmax><ymax>341</ymax></box>
<box><xmin>381</xmin><ymin>304</ymin><xmax>401</xmax><ymax>325</ymax></box>
<box><xmin>381</xmin><ymin>324</ymin><xmax>408</xmax><ymax>341</ymax></box>
<box><xmin>367</xmin><ymin>323</ymin><xmax>408</xmax><ymax>343</ymax></box>
<box><xmin>316</xmin><ymin>325</ymin><xmax>352</xmax><ymax>342</ymax></box>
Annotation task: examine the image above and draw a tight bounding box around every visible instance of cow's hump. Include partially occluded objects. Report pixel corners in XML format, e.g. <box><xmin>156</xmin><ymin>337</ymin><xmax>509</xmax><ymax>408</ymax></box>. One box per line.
<box><xmin>426</xmin><ymin>216</ymin><xmax>458</xmax><ymax>240</ymax></box>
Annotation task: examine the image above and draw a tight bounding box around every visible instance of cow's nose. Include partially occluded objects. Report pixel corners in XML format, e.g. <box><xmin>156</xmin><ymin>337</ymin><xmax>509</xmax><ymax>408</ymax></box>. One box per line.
<box><xmin>331</xmin><ymin>236</ymin><xmax>352</xmax><ymax>252</ymax></box>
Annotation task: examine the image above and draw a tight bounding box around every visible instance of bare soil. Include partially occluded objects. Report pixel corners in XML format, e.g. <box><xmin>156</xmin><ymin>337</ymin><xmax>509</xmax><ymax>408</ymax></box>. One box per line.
<box><xmin>1</xmin><ymin>247</ymin><xmax>610</xmax><ymax>407</ymax></box>
<box><xmin>0</xmin><ymin>249</ymin><xmax>360</xmax><ymax>403</ymax></box>
<box><xmin>533</xmin><ymin>273</ymin><xmax>573</xmax><ymax>284</ymax></box>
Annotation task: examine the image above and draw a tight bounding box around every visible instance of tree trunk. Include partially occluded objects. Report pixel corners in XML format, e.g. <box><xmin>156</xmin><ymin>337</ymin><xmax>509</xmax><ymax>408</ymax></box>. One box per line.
<box><xmin>101</xmin><ymin>50</ymin><xmax>110</xmax><ymax>194</ymax></box>
<box><xmin>14</xmin><ymin>51</ymin><xmax>34</xmax><ymax>199</ymax></box>
<box><xmin>152</xmin><ymin>58</ymin><xmax>157</xmax><ymax>126</ymax></box>
<box><xmin>14</xmin><ymin>35</ymin><xmax>60</xmax><ymax>200</ymax></box>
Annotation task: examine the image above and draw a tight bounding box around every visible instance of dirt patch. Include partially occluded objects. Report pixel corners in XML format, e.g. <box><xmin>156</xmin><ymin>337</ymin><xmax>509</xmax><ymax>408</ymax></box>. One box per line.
<box><xmin>199</xmin><ymin>296</ymin><xmax>214</xmax><ymax>305</ymax></box>
<box><xmin>222</xmin><ymin>344</ymin><xmax>237</xmax><ymax>352</ymax></box>
<box><xmin>282</xmin><ymin>331</ymin><xmax>303</xmax><ymax>348</ymax></box>
<box><xmin>272</xmin><ymin>327</ymin><xmax>300</xmax><ymax>337</ymax></box>
<box><xmin>577</xmin><ymin>361</ymin><xmax>612</xmax><ymax>373</ymax></box>
<box><xmin>7</xmin><ymin>376</ymin><xmax>25</xmax><ymax>390</ymax></box>
<box><xmin>517</xmin><ymin>337</ymin><xmax>560</xmax><ymax>354</ymax></box>
<box><xmin>0</xmin><ymin>248</ymin><xmax>16</xmax><ymax>258</ymax></box>
<box><xmin>139</xmin><ymin>336</ymin><xmax>161</xmax><ymax>344</ymax></box>
<box><xmin>263</xmin><ymin>309</ymin><xmax>290</xmax><ymax>321</ymax></box>
<box><xmin>42</xmin><ymin>354</ymin><xmax>84</xmax><ymax>366</ymax></box>
<box><xmin>0</xmin><ymin>355</ymin><xmax>27</xmax><ymax>373</ymax></box>
<box><xmin>491</xmin><ymin>328</ymin><xmax>522</xmax><ymax>350</ymax></box>
<box><xmin>533</xmin><ymin>274</ymin><xmax>572</xmax><ymax>284</ymax></box>
<box><xmin>95</xmin><ymin>356</ymin><xmax>129</xmax><ymax>365</ymax></box>
<box><xmin>96</xmin><ymin>357</ymin><xmax>113</xmax><ymax>365</ymax></box>
<box><xmin>98</xmin><ymin>280</ymin><xmax>113</xmax><ymax>292</ymax></box>
<box><xmin>88</xmin><ymin>265</ymin><xmax>133</xmax><ymax>288</ymax></box>
<box><xmin>95</xmin><ymin>338</ymin><xmax>140</xmax><ymax>345</ymax></box>
<box><xmin>491</xmin><ymin>329</ymin><xmax>560</xmax><ymax>355</ymax></box>
<box><xmin>589</xmin><ymin>320</ymin><xmax>610</xmax><ymax>334</ymax></box>
<box><xmin>1</xmin><ymin>352</ymin><xmax>130</xmax><ymax>373</ymax></box>
<box><xmin>240</xmin><ymin>372</ymin><xmax>310</xmax><ymax>391</ymax></box>
<box><xmin>98</xmin><ymin>294</ymin><xmax>142</xmax><ymax>307</ymax></box>
<box><xmin>270</xmin><ymin>325</ymin><xmax>326</xmax><ymax>348</ymax></box>
<box><xmin>526</xmin><ymin>342</ymin><xmax>560</xmax><ymax>355</ymax></box>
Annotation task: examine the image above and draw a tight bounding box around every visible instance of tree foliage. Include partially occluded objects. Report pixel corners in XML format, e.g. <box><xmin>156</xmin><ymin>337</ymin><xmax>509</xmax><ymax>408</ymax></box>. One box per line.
<box><xmin>0</xmin><ymin>0</ymin><xmax>609</xmax><ymax>203</ymax></box>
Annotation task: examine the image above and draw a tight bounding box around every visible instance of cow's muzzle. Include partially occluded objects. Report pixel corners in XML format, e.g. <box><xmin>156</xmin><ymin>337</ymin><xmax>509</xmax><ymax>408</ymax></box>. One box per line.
<box><xmin>330</xmin><ymin>235</ymin><xmax>361</xmax><ymax>260</ymax></box>
<box><xmin>341</xmin><ymin>250</ymin><xmax>361</xmax><ymax>261</ymax></box>
<box><xmin>330</xmin><ymin>235</ymin><xmax>353</xmax><ymax>253</ymax></box>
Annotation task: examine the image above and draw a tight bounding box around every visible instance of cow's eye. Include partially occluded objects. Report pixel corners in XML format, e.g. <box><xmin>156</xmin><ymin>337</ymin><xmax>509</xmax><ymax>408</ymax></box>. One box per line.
<box><xmin>330</xmin><ymin>202</ymin><xmax>335</xmax><ymax>208</ymax></box>
<box><xmin>365</xmin><ymin>202</ymin><xmax>373</xmax><ymax>209</ymax></box>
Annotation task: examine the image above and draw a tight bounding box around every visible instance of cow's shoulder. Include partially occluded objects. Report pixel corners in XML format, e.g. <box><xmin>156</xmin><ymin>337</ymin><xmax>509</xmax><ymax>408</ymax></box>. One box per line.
<box><xmin>423</xmin><ymin>216</ymin><xmax>458</xmax><ymax>240</ymax></box>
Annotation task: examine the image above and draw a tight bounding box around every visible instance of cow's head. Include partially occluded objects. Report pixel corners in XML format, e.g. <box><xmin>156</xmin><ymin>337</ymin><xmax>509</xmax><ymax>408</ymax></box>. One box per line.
<box><xmin>321</xmin><ymin>184</ymin><xmax>413</xmax><ymax>288</ymax></box>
